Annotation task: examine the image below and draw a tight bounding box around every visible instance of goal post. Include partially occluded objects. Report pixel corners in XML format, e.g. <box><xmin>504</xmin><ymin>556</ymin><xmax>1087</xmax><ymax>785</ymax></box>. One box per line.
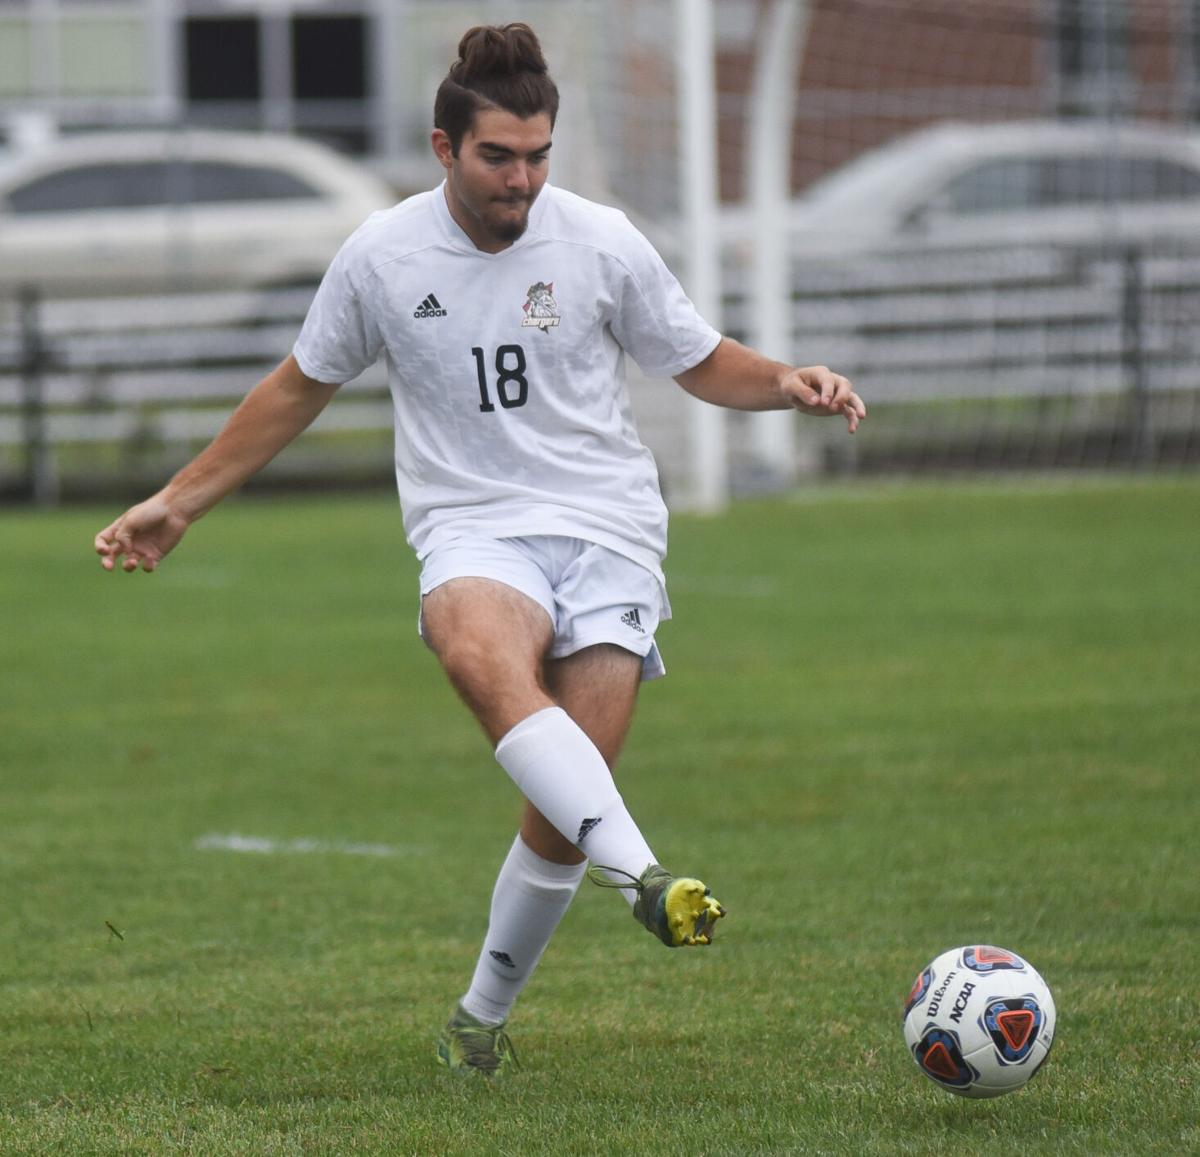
<box><xmin>674</xmin><ymin>0</ymin><xmax>729</xmax><ymax>513</ymax></box>
<box><xmin>747</xmin><ymin>0</ymin><xmax>811</xmax><ymax>485</ymax></box>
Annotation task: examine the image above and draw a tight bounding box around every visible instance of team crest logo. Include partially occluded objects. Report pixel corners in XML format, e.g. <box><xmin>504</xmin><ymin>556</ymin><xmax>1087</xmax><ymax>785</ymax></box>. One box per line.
<box><xmin>962</xmin><ymin>946</ymin><xmax>1025</xmax><ymax>973</ymax></box>
<box><xmin>912</xmin><ymin>1027</ymin><xmax>979</xmax><ymax>1089</ymax></box>
<box><xmin>983</xmin><ymin>996</ymin><xmax>1044</xmax><ymax>1062</ymax></box>
<box><xmin>903</xmin><ymin>966</ymin><xmax>934</xmax><ymax>1019</ymax></box>
<box><xmin>521</xmin><ymin>280</ymin><xmax>561</xmax><ymax>331</ymax></box>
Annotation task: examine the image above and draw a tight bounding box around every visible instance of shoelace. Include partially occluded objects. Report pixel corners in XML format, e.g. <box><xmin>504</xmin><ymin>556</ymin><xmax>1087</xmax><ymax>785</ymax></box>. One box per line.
<box><xmin>585</xmin><ymin>864</ymin><xmax>648</xmax><ymax>892</ymax></box>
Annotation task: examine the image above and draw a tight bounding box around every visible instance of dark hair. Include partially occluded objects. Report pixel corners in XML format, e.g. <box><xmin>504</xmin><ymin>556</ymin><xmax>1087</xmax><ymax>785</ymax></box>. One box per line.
<box><xmin>434</xmin><ymin>23</ymin><xmax>559</xmax><ymax>154</ymax></box>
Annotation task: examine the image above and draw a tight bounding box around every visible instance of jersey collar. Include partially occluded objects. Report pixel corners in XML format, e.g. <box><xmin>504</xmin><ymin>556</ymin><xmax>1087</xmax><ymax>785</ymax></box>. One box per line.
<box><xmin>433</xmin><ymin>179</ymin><xmax>548</xmax><ymax>256</ymax></box>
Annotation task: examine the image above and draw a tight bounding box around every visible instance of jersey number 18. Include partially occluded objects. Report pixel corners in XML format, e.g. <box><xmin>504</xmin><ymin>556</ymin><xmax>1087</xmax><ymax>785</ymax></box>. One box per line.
<box><xmin>472</xmin><ymin>345</ymin><xmax>529</xmax><ymax>412</ymax></box>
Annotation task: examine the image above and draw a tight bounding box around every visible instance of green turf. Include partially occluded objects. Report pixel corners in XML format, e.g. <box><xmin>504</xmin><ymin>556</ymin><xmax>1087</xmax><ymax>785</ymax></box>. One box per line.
<box><xmin>2</xmin><ymin>475</ymin><xmax>1198</xmax><ymax>1155</ymax></box>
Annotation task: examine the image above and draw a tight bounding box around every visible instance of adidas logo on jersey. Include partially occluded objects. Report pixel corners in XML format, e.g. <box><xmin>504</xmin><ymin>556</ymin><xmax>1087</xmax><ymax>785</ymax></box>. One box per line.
<box><xmin>620</xmin><ymin>608</ymin><xmax>645</xmax><ymax>634</ymax></box>
<box><xmin>413</xmin><ymin>293</ymin><xmax>447</xmax><ymax>319</ymax></box>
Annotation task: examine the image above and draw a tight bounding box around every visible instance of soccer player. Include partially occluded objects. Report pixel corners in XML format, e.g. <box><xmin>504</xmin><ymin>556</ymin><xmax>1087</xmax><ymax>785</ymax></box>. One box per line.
<box><xmin>94</xmin><ymin>23</ymin><xmax>866</xmax><ymax>1076</ymax></box>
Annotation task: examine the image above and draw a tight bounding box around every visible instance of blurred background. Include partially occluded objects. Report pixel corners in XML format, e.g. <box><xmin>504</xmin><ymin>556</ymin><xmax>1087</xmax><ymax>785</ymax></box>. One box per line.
<box><xmin>2</xmin><ymin>0</ymin><xmax>1198</xmax><ymax>508</ymax></box>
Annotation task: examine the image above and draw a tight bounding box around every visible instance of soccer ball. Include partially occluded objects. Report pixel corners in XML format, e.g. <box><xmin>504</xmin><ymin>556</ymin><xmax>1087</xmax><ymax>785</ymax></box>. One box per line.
<box><xmin>902</xmin><ymin>945</ymin><xmax>1056</xmax><ymax>1098</ymax></box>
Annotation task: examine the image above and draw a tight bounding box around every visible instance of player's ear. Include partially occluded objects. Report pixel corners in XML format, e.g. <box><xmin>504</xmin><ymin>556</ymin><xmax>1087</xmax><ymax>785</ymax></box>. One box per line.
<box><xmin>431</xmin><ymin>129</ymin><xmax>455</xmax><ymax>170</ymax></box>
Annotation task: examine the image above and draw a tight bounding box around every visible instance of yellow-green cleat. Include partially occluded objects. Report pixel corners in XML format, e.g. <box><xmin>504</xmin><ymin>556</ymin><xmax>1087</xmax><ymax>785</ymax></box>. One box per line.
<box><xmin>436</xmin><ymin>1004</ymin><xmax>518</xmax><ymax>1077</ymax></box>
<box><xmin>588</xmin><ymin>863</ymin><xmax>726</xmax><ymax>947</ymax></box>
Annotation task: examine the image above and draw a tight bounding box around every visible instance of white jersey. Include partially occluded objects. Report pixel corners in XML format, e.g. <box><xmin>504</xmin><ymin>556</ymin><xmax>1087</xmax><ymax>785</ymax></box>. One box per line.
<box><xmin>293</xmin><ymin>182</ymin><xmax>721</xmax><ymax>579</ymax></box>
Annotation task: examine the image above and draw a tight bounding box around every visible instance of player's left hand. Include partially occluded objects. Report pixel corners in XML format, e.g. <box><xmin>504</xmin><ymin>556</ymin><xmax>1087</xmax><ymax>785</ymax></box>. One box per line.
<box><xmin>783</xmin><ymin>366</ymin><xmax>866</xmax><ymax>433</ymax></box>
<box><xmin>94</xmin><ymin>493</ymin><xmax>190</xmax><ymax>573</ymax></box>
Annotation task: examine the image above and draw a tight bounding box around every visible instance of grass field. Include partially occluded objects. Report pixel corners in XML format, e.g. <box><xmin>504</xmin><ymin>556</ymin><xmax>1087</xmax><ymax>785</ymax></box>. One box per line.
<box><xmin>2</xmin><ymin>475</ymin><xmax>1198</xmax><ymax>1155</ymax></box>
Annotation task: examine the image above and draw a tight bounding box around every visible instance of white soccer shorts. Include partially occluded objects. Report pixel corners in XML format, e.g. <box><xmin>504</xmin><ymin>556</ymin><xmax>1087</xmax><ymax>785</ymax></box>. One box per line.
<box><xmin>418</xmin><ymin>535</ymin><xmax>670</xmax><ymax>680</ymax></box>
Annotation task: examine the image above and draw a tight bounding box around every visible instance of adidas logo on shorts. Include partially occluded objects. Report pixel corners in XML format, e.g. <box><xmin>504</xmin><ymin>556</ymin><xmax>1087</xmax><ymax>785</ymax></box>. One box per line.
<box><xmin>620</xmin><ymin>608</ymin><xmax>645</xmax><ymax>634</ymax></box>
<box><xmin>413</xmin><ymin>293</ymin><xmax>447</xmax><ymax>319</ymax></box>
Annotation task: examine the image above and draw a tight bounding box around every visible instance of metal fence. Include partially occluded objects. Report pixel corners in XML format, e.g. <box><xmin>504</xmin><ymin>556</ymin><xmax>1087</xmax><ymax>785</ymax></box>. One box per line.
<box><xmin>719</xmin><ymin>238</ymin><xmax>1200</xmax><ymax>480</ymax></box>
<box><xmin>4</xmin><ymin>235</ymin><xmax>1197</xmax><ymax>506</ymax></box>
<box><xmin>0</xmin><ymin>287</ymin><xmax>392</xmax><ymax>504</ymax></box>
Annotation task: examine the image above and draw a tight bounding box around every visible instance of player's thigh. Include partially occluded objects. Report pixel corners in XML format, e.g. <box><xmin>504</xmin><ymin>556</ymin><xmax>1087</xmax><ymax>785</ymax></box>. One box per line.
<box><xmin>419</xmin><ymin>538</ymin><xmax>556</xmax><ymax>677</ymax></box>
<box><xmin>421</xmin><ymin>577</ymin><xmax>555</xmax><ymax>737</ymax></box>
<box><xmin>546</xmin><ymin>643</ymin><xmax>642</xmax><ymax>769</ymax></box>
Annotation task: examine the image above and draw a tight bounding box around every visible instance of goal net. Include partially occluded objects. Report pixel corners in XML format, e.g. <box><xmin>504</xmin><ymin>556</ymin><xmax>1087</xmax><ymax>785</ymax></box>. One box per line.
<box><xmin>556</xmin><ymin>0</ymin><xmax>1200</xmax><ymax>500</ymax></box>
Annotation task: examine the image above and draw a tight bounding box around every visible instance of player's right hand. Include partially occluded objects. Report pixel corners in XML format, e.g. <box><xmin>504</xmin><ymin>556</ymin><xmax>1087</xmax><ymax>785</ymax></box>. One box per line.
<box><xmin>94</xmin><ymin>494</ymin><xmax>190</xmax><ymax>573</ymax></box>
<box><xmin>782</xmin><ymin>365</ymin><xmax>866</xmax><ymax>433</ymax></box>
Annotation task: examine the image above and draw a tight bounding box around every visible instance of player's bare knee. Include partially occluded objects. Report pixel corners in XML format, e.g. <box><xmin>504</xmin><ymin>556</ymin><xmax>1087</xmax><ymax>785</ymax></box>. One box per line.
<box><xmin>435</xmin><ymin>632</ymin><xmax>510</xmax><ymax>696</ymax></box>
<box><xmin>433</xmin><ymin>633</ymin><xmax>547</xmax><ymax>732</ymax></box>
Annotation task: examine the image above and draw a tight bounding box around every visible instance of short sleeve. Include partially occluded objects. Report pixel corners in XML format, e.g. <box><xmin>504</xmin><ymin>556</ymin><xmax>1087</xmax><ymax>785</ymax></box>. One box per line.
<box><xmin>607</xmin><ymin>217</ymin><xmax>721</xmax><ymax>379</ymax></box>
<box><xmin>293</xmin><ymin>240</ymin><xmax>383</xmax><ymax>385</ymax></box>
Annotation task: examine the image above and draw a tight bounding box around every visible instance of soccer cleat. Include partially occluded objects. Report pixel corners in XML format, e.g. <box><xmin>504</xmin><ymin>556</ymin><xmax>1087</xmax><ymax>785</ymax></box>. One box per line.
<box><xmin>587</xmin><ymin>863</ymin><xmax>726</xmax><ymax>947</ymax></box>
<box><xmin>435</xmin><ymin>1004</ymin><xmax>519</xmax><ymax>1077</ymax></box>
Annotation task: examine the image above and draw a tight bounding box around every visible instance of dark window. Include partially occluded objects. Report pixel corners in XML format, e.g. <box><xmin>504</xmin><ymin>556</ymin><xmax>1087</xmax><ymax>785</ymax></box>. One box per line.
<box><xmin>1193</xmin><ymin>1</ymin><xmax>1200</xmax><ymax>119</ymax></box>
<box><xmin>186</xmin><ymin>18</ymin><xmax>261</xmax><ymax>102</ymax></box>
<box><xmin>1056</xmin><ymin>0</ymin><xmax>1087</xmax><ymax>82</ymax></box>
<box><xmin>187</xmin><ymin>161</ymin><xmax>321</xmax><ymax>203</ymax></box>
<box><xmin>1146</xmin><ymin>157</ymin><xmax>1200</xmax><ymax>199</ymax></box>
<box><xmin>1038</xmin><ymin>156</ymin><xmax>1104</xmax><ymax>206</ymax></box>
<box><xmin>291</xmin><ymin>16</ymin><xmax>368</xmax><ymax>100</ymax></box>
<box><xmin>1055</xmin><ymin>0</ymin><xmax>1129</xmax><ymax>117</ymax></box>
<box><xmin>1036</xmin><ymin>155</ymin><xmax>1200</xmax><ymax>206</ymax></box>
<box><xmin>942</xmin><ymin>159</ymin><xmax>1037</xmax><ymax>214</ymax></box>
<box><xmin>938</xmin><ymin>153</ymin><xmax>1200</xmax><ymax>217</ymax></box>
<box><xmin>7</xmin><ymin>162</ymin><xmax>170</xmax><ymax>213</ymax></box>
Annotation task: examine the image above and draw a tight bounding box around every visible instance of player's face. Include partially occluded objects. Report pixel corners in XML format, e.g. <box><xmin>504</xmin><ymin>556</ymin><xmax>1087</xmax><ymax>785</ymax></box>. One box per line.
<box><xmin>434</xmin><ymin>108</ymin><xmax>552</xmax><ymax>253</ymax></box>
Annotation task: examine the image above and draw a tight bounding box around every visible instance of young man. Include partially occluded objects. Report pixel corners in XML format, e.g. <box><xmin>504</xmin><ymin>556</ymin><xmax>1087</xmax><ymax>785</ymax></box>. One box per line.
<box><xmin>94</xmin><ymin>23</ymin><xmax>866</xmax><ymax>1076</ymax></box>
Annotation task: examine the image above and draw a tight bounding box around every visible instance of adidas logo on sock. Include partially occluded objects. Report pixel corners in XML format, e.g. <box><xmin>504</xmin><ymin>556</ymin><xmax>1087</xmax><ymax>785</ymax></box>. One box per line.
<box><xmin>489</xmin><ymin>950</ymin><xmax>516</xmax><ymax>969</ymax></box>
<box><xmin>576</xmin><ymin>817</ymin><xmax>602</xmax><ymax>843</ymax></box>
<box><xmin>620</xmin><ymin>608</ymin><xmax>645</xmax><ymax>634</ymax></box>
<box><xmin>413</xmin><ymin>293</ymin><xmax>447</xmax><ymax>319</ymax></box>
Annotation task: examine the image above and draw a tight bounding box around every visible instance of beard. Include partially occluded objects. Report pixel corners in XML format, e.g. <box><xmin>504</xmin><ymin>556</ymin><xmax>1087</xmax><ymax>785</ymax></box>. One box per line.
<box><xmin>492</xmin><ymin>220</ymin><xmax>527</xmax><ymax>242</ymax></box>
<box><xmin>444</xmin><ymin>171</ymin><xmax>541</xmax><ymax>251</ymax></box>
<box><xmin>487</xmin><ymin>198</ymin><xmax>533</xmax><ymax>243</ymax></box>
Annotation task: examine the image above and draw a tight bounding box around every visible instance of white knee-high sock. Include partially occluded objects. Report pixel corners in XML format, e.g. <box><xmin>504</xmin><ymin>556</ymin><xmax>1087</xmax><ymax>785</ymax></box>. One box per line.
<box><xmin>494</xmin><ymin>706</ymin><xmax>656</xmax><ymax>898</ymax></box>
<box><xmin>461</xmin><ymin>834</ymin><xmax>586</xmax><ymax>1025</ymax></box>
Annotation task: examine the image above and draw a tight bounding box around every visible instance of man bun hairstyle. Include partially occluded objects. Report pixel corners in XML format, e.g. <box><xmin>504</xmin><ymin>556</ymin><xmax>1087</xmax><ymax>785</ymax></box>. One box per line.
<box><xmin>434</xmin><ymin>23</ymin><xmax>559</xmax><ymax>154</ymax></box>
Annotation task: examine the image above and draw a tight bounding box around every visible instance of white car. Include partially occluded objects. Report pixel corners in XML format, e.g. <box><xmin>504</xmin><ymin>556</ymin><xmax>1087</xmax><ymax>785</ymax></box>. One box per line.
<box><xmin>712</xmin><ymin>121</ymin><xmax>1200</xmax><ymax>407</ymax></box>
<box><xmin>720</xmin><ymin>120</ymin><xmax>1200</xmax><ymax>255</ymax></box>
<box><xmin>0</xmin><ymin>130</ymin><xmax>395</xmax><ymax>298</ymax></box>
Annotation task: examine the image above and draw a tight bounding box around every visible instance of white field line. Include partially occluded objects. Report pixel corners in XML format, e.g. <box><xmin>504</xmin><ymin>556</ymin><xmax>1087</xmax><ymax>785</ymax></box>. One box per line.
<box><xmin>194</xmin><ymin>832</ymin><xmax>404</xmax><ymax>858</ymax></box>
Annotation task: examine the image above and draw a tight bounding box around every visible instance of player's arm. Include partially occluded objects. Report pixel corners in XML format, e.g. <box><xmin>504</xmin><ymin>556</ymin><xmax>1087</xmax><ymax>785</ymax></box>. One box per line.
<box><xmin>674</xmin><ymin>336</ymin><xmax>865</xmax><ymax>433</ymax></box>
<box><xmin>94</xmin><ymin>354</ymin><xmax>341</xmax><ymax>573</ymax></box>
